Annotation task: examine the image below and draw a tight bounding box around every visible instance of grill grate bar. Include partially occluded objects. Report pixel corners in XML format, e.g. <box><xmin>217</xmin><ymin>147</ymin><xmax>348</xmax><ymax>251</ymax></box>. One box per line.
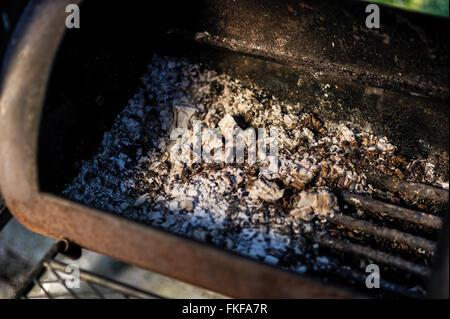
<box><xmin>327</xmin><ymin>213</ymin><xmax>436</xmax><ymax>254</ymax></box>
<box><xmin>43</xmin><ymin>261</ymin><xmax>80</xmax><ymax>299</ymax></box>
<box><xmin>313</xmin><ymin>233</ymin><xmax>431</xmax><ymax>277</ymax></box>
<box><xmin>366</xmin><ymin>173</ymin><xmax>449</xmax><ymax>203</ymax></box>
<box><xmin>32</xmin><ymin>278</ymin><xmax>53</xmax><ymax>299</ymax></box>
<box><xmin>330</xmin><ymin>267</ymin><xmax>423</xmax><ymax>298</ymax></box>
<box><xmin>341</xmin><ymin>191</ymin><xmax>442</xmax><ymax>230</ymax></box>
<box><xmin>85</xmin><ymin>281</ymin><xmax>106</xmax><ymax>299</ymax></box>
<box><xmin>47</xmin><ymin>260</ymin><xmax>162</xmax><ymax>299</ymax></box>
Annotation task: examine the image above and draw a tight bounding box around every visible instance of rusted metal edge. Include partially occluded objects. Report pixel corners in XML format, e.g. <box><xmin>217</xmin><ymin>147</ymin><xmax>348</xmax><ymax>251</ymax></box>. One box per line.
<box><xmin>366</xmin><ymin>173</ymin><xmax>449</xmax><ymax>203</ymax></box>
<box><xmin>24</xmin><ymin>193</ymin><xmax>365</xmax><ymax>299</ymax></box>
<box><xmin>328</xmin><ymin>213</ymin><xmax>436</xmax><ymax>254</ymax></box>
<box><xmin>0</xmin><ymin>0</ymin><xmax>362</xmax><ymax>298</ymax></box>
<box><xmin>341</xmin><ymin>191</ymin><xmax>443</xmax><ymax>230</ymax></box>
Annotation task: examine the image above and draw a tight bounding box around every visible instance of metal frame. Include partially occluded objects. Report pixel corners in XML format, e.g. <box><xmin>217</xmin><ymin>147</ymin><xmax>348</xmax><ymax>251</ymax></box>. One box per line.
<box><xmin>0</xmin><ymin>0</ymin><xmax>358</xmax><ymax>298</ymax></box>
<box><xmin>1</xmin><ymin>0</ymin><xmax>448</xmax><ymax>298</ymax></box>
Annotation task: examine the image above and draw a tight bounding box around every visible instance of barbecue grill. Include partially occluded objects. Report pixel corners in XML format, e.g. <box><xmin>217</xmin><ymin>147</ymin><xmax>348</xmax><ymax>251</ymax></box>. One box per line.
<box><xmin>0</xmin><ymin>0</ymin><xmax>448</xmax><ymax>298</ymax></box>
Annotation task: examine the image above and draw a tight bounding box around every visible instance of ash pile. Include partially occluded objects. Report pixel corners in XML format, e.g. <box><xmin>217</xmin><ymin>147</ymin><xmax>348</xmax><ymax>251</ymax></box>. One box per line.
<box><xmin>62</xmin><ymin>55</ymin><xmax>448</xmax><ymax>297</ymax></box>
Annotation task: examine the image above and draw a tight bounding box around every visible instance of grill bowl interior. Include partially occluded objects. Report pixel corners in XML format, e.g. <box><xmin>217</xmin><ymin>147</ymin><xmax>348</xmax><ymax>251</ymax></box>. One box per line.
<box><xmin>3</xmin><ymin>0</ymin><xmax>447</xmax><ymax>298</ymax></box>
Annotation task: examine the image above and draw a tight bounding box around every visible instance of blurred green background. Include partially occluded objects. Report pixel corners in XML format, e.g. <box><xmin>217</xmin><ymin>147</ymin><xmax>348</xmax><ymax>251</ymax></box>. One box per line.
<box><xmin>363</xmin><ymin>0</ymin><xmax>449</xmax><ymax>17</ymax></box>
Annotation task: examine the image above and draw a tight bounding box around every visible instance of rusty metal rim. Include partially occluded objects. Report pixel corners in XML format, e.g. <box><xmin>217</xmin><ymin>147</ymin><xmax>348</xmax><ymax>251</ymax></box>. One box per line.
<box><xmin>0</xmin><ymin>0</ymin><xmax>361</xmax><ymax>298</ymax></box>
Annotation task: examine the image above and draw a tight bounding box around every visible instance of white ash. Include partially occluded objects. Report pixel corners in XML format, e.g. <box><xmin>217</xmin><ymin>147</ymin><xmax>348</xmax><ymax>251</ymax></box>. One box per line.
<box><xmin>337</xmin><ymin>125</ymin><xmax>357</xmax><ymax>144</ymax></box>
<box><xmin>170</xmin><ymin>105</ymin><xmax>199</xmax><ymax>131</ymax></box>
<box><xmin>248</xmin><ymin>178</ymin><xmax>284</xmax><ymax>202</ymax></box>
<box><xmin>62</xmin><ymin>55</ymin><xmax>447</xmax><ymax>279</ymax></box>
<box><xmin>290</xmin><ymin>188</ymin><xmax>339</xmax><ymax>222</ymax></box>
<box><xmin>218</xmin><ymin>114</ymin><xmax>237</xmax><ymax>137</ymax></box>
<box><xmin>301</xmin><ymin>127</ymin><xmax>316</xmax><ymax>145</ymax></box>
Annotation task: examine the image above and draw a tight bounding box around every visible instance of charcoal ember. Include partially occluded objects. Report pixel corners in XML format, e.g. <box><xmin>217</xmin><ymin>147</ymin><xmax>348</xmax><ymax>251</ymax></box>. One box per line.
<box><xmin>218</xmin><ymin>114</ymin><xmax>237</xmax><ymax>136</ymax></box>
<box><xmin>337</xmin><ymin>125</ymin><xmax>357</xmax><ymax>145</ymax></box>
<box><xmin>248</xmin><ymin>178</ymin><xmax>284</xmax><ymax>202</ymax></box>
<box><xmin>159</xmin><ymin>108</ymin><xmax>172</xmax><ymax>131</ymax></box>
<box><xmin>279</xmin><ymin>129</ymin><xmax>302</xmax><ymax>151</ymax></box>
<box><xmin>134</xmin><ymin>193</ymin><xmax>152</xmax><ymax>206</ymax></box>
<box><xmin>170</xmin><ymin>104</ymin><xmax>199</xmax><ymax>131</ymax></box>
<box><xmin>279</xmin><ymin>157</ymin><xmax>319</xmax><ymax>188</ymax></box>
<box><xmin>376</xmin><ymin>137</ymin><xmax>396</xmax><ymax>153</ymax></box>
<box><xmin>290</xmin><ymin>188</ymin><xmax>339</xmax><ymax>222</ymax></box>
<box><xmin>301</xmin><ymin>127</ymin><xmax>316</xmax><ymax>144</ymax></box>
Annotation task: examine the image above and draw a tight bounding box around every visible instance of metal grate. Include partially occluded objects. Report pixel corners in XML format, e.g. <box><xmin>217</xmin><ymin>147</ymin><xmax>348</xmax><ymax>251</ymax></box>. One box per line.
<box><xmin>304</xmin><ymin>173</ymin><xmax>448</xmax><ymax>298</ymax></box>
<box><xmin>15</xmin><ymin>241</ymin><xmax>163</xmax><ymax>299</ymax></box>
